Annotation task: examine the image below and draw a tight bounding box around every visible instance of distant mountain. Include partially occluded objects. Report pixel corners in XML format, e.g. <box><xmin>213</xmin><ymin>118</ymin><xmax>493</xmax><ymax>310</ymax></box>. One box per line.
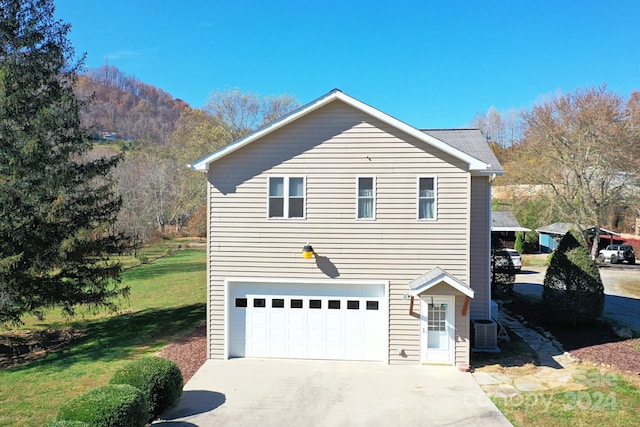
<box><xmin>75</xmin><ymin>65</ymin><xmax>189</xmax><ymax>144</ymax></box>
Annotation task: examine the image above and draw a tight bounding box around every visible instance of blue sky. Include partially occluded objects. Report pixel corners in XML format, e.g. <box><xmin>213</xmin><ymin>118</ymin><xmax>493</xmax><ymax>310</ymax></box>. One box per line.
<box><xmin>55</xmin><ymin>0</ymin><xmax>640</xmax><ymax>128</ymax></box>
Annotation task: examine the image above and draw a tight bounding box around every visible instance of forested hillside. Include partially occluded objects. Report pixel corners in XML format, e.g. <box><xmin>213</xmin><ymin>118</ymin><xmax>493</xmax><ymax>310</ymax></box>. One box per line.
<box><xmin>76</xmin><ymin>65</ymin><xmax>189</xmax><ymax>144</ymax></box>
<box><xmin>75</xmin><ymin>66</ymin><xmax>300</xmax><ymax>243</ymax></box>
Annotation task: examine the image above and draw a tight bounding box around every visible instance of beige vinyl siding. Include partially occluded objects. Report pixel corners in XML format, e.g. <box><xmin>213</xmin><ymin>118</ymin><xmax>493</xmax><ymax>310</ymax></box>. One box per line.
<box><xmin>207</xmin><ymin>100</ymin><xmax>473</xmax><ymax>364</ymax></box>
<box><xmin>454</xmin><ymin>295</ymin><xmax>471</xmax><ymax>366</ymax></box>
<box><xmin>469</xmin><ymin>176</ymin><xmax>491</xmax><ymax>320</ymax></box>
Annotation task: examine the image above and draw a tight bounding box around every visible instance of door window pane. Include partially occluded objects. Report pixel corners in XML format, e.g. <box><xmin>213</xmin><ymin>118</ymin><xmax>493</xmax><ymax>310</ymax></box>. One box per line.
<box><xmin>427</xmin><ymin>303</ymin><xmax>448</xmax><ymax>350</ymax></box>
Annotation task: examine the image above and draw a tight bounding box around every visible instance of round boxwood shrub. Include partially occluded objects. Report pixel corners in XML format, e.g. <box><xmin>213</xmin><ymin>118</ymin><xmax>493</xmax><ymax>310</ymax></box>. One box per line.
<box><xmin>110</xmin><ymin>356</ymin><xmax>183</xmax><ymax>420</ymax></box>
<box><xmin>56</xmin><ymin>384</ymin><xmax>148</xmax><ymax>427</ymax></box>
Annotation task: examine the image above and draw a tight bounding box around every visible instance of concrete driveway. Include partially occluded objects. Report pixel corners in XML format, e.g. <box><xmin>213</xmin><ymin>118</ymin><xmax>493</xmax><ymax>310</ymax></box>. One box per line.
<box><xmin>154</xmin><ymin>359</ymin><xmax>511</xmax><ymax>426</ymax></box>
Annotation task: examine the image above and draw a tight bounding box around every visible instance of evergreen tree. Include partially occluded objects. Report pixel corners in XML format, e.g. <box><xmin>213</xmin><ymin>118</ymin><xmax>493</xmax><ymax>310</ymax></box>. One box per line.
<box><xmin>0</xmin><ymin>0</ymin><xmax>132</xmax><ymax>324</ymax></box>
<box><xmin>542</xmin><ymin>229</ymin><xmax>604</xmax><ymax>326</ymax></box>
<box><xmin>514</xmin><ymin>231</ymin><xmax>524</xmax><ymax>254</ymax></box>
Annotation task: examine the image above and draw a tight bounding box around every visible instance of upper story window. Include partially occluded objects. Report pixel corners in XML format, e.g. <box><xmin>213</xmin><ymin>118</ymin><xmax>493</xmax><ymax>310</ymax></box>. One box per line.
<box><xmin>357</xmin><ymin>176</ymin><xmax>375</xmax><ymax>219</ymax></box>
<box><xmin>268</xmin><ymin>176</ymin><xmax>305</xmax><ymax>219</ymax></box>
<box><xmin>417</xmin><ymin>177</ymin><xmax>436</xmax><ymax>220</ymax></box>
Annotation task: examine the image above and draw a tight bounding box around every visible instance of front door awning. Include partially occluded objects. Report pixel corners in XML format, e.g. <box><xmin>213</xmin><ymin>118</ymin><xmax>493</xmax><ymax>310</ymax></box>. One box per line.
<box><xmin>408</xmin><ymin>267</ymin><xmax>474</xmax><ymax>298</ymax></box>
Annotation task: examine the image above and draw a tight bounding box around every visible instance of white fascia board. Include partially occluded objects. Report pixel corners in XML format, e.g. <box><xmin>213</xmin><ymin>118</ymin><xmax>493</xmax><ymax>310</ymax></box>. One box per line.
<box><xmin>409</xmin><ymin>273</ymin><xmax>475</xmax><ymax>298</ymax></box>
<box><xmin>492</xmin><ymin>226</ymin><xmax>532</xmax><ymax>232</ymax></box>
<box><xmin>190</xmin><ymin>90</ymin><xmax>343</xmax><ymax>171</ymax></box>
<box><xmin>598</xmin><ymin>227</ymin><xmax>621</xmax><ymax>236</ymax></box>
<box><xmin>473</xmin><ymin>169</ymin><xmax>506</xmax><ymax>177</ymax></box>
<box><xmin>190</xmin><ymin>90</ymin><xmax>490</xmax><ymax>172</ymax></box>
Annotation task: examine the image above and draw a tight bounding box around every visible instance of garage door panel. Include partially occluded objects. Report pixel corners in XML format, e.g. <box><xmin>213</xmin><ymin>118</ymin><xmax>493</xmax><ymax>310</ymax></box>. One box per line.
<box><xmin>229</xmin><ymin>284</ymin><xmax>386</xmax><ymax>361</ymax></box>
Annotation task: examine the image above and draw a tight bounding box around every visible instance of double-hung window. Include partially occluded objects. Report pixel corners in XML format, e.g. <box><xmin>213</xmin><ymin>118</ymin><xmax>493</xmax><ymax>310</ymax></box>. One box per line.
<box><xmin>417</xmin><ymin>177</ymin><xmax>436</xmax><ymax>220</ymax></box>
<box><xmin>268</xmin><ymin>176</ymin><xmax>305</xmax><ymax>219</ymax></box>
<box><xmin>357</xmin><ymin>176</ymin><xmax>375</xmax><ymax>219</ymax></box>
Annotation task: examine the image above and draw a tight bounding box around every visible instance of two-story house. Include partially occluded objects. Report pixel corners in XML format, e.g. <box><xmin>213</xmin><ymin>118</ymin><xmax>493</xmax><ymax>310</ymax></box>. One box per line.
<box><xmin>190</xmin><ymin>89</ymin><xmax>504</xmax><ymax>369</ymax></box>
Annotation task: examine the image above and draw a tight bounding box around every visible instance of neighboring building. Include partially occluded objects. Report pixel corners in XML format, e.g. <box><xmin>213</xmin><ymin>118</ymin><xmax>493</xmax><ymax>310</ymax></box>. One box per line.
<box><xmin>191</xmin><ymin>90</ymin><xmax>504</xmax><ymax>368</ymax></box>
<box><xmin>537</xmin><ymin>222</ymin><xmax>622</xmax><ymax>253</ymax></box>
<box><xmin>491</xmin><ymin>211</ymin><xmax>531</xmax><ymax>249</ymax></box>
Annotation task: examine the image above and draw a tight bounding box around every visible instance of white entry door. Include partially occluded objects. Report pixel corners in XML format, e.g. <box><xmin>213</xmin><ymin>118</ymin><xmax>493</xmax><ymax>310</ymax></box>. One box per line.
<box><xmin>420</xmin><ymin>295</ymin><xmax>455</xmax><ymax>364</ymax></box>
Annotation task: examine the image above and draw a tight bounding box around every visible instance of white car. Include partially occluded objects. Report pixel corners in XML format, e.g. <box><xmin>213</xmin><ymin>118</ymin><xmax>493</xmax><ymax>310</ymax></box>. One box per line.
<box><xmin>506</xmin><ymin>249</ymin><xmax>522</xmax><ymax>272</ymax></box>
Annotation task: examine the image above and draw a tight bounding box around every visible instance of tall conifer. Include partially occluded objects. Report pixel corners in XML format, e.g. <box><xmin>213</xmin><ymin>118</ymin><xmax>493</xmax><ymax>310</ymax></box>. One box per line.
<box><xmin>0</xmin><ymin>0</ymin><xmax>132</xmax><ymax>324</ymax></box>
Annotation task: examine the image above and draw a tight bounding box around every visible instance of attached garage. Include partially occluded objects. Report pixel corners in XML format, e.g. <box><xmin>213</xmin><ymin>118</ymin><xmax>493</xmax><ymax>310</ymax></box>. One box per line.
<box><xmin>226</xmin><ymin>278</ymin><xmax>389</xmax><ymax>362</ymax></box>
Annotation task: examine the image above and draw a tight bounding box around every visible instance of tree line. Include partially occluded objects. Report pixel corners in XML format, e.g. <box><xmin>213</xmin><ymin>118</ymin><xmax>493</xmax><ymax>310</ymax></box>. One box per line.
<box><xmin>474</xmin><ymin>87</ymin><xmax>640</xmax><ymax>255</ymax></box>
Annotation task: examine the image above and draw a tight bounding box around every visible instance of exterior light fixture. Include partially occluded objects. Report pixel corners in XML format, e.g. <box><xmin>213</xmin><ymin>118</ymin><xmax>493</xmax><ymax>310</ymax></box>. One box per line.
<box><xmin>302</xmin><ymin>243</ymin><xmax>315</xmax><ymax>259</ymax></box>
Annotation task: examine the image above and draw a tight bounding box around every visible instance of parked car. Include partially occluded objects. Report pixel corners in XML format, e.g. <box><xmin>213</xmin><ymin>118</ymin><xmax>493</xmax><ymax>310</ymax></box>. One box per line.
<box><xmin>491</xmin><ymin>248</ymin><xmax>516</xmax><ymax>294</ymax></box>
<box><xmin>598</xmin><ymin>244</ymin><xmax>636</xmax><ymax>264</ymax></box>
<box><xmin>506</xmin><ymin>249</ymin><xmax>522</xmax><ymax>272</ymax></box>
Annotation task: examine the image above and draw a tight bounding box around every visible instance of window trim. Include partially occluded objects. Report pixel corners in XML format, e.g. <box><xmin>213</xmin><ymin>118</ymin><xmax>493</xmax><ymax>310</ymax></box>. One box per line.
<box><xmin>267</xmin><ymin>176</ymin><xmax>307</xmax><ymax>219</ymax></box>
<box><xmin>416</xmin><ymin>176</ymin><xmax>437</xmax><ymax>221</ymax></box>
<box><xmin>356</xmin><ymin>176</ymin><xmax>376</xmax><ymax>220</ymax></box>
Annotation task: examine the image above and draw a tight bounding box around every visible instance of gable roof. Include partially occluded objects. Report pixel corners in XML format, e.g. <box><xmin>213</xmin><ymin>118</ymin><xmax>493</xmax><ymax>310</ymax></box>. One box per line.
<box><xmin>408</xmin><ymin>267</ymin><xmax>475</xmax><ymax>298</ymax></box>
<box><xmin>492</xmin><ymin>211</ymin><xmax>531</xmax><ymax>232</ymax></box>
<box><xmin>190</xmin><ymin>89</ymin><xmax>502</xmax><ymax>175</ymax></box>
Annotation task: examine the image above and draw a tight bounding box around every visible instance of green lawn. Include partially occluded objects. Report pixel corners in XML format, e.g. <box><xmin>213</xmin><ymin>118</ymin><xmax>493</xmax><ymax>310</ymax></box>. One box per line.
<box><xmin>493</xmin><ymin>369</ymin><xmax>640</xmax><ymax>427</ymax></box>
<box><xmin>0</xmin><ymin>245</ymin><xmax>206</xmax><ymax>427</ymax></box>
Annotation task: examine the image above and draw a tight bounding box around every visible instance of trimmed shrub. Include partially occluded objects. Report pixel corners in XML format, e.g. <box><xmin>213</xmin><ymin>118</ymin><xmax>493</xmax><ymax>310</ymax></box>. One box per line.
<box><xmin>523</xmin><ymin>230</ymin><xmax>540</xmax><ymax>254</ymax></box>
<box><xmin>514</xmin><ymin>231</ymin><xmax>524</xmax><ymax>254</ymax></box>
<box><xmin>542</xmin><ymin>229</ymin><xmax>605</xmax><ymax>325</ymax></box>
<box><xmin>57</xmin><ymin>384</ymin><xmax>148</xmax><ymax>427</ymax></box>
<box><xmin>110</xmin><ymin>356</ymin><xmax>183</xmax><ymax>420</ymax></box>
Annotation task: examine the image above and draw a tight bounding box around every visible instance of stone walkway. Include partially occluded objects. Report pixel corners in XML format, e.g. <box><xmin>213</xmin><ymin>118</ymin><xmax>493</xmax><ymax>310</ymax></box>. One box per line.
<box><xmin>473</xmin><ymin>307</ymin><xmax>588</xmax><ymax>398</ymax></box>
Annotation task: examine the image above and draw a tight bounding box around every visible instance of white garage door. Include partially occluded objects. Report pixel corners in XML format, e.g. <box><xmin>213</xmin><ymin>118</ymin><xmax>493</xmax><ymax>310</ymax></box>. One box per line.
<box><xmin>228</xmin><ymin>281</ymin><xmax>387</xmax><ymax>361</ymax></box>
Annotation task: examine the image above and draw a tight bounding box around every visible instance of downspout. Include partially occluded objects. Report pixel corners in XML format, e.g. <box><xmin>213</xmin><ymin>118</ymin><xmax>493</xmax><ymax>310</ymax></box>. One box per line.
<box><xmin>488</xmin><ymin>174</ymin><xmax>496</xmax><ymax>319</ymax></box>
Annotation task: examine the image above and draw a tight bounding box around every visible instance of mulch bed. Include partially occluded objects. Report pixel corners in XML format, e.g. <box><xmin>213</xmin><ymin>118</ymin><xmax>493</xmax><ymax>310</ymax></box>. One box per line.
<box><xmin>503</xmin><ymin>297</ymin><xmax>640</xmax><ymax>376</ymax></box>
<box><xmin>158</xmin><ymin>322</ymin><xmax>207</xmax><ymax>383</ymax></box>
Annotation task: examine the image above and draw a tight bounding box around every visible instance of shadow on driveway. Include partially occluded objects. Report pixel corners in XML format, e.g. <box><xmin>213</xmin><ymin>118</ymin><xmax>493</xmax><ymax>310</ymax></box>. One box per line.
<box><xmin>155</xmin><ymin>390</ymin><xmax>225</xmax><ymax>424</ymax></box>
<box><xmin>153</xmin><ymin>359</ymin><xmax>512</xmax><ymax>427</ymax></box>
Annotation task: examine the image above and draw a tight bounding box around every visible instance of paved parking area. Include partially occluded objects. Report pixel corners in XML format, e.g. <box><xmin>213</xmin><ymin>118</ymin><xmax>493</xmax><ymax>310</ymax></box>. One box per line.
<box><xmin>514</xmin><ymin>266</ymin><xmax>640</xmax><ymax>333</ymax></box>
<box><xmin>154</xmin><ymin>358</ymin><xmax>511</xmax><ymax>426</ymax></box>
